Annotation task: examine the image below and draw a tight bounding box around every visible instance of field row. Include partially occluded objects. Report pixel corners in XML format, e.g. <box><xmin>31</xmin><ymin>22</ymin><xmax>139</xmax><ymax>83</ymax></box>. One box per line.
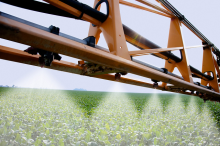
<box><xmin>0</xmin><ymin>88</ymin><xmax>220</xmax><ymax>146</ymax></box>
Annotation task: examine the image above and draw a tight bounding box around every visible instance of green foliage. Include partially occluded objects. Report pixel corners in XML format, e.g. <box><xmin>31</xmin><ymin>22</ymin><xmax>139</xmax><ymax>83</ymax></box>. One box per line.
<box><xmin>157</xmin><ymin>94</ymin><xmax>175</xmax><ymax>112</ymax></box>
<box><xmin>85</xmin><ymin>130</ymin><xmax>91</xmax><ymax>142</ymax></box>
<box><xmin>66</xmin><ymin>91</ymin><xmax>106</xmax><ymax>117</ymax></box>
<box><xmin>27</xmin><ymin>131</ymin><xmax>32</xmax><ymax>139</ymax></box>
<box><xmin>15</xmin><ymin>133</ymin><xmax>21</xmax><ymax>142</ymax></box>
<box><xmin>127</xmin><ymin>93</ymin><xmax>151</xmax><ymax>116</ymax></box>
<box><xmin>59</xmin><ymin>139</ymin><xmax>64</xmax><ymax>146</ymax></box>
<box><xmin>116</xmin><ymin>134</ymin><xmax>121</xmax><ymax>139</ymax></box>
<box><xmin>154</xmin><ymin>137</ymin><xmax>157</xmax><ymax>145</ymax></box>
<box><xmin>46</xmin><ymin>129</ymin><xmax>50</xmax><ymax>135</ymax></box>
<box><xmin>34</xmin><ymin>138</ymin><xmax>41</xmax><ymax>146</ymax></box>
<box><xmin>179</xmin><ymin>94</ymin><xmax>192</xmax><ymax>111</ymax></box>
<box><xmin>105</xmin><ymin>123</ymin><xmax>110</xmax><ymax>131</ymax></box>
<box><xmin>0</xmin><ymin>87</ymin><xmax>220</xmax><ymax>145</ymax></box>
<box><xmin>206</xmin><ymin>100</ymin><xmax>220</xmax><ymax>128</ymax></box>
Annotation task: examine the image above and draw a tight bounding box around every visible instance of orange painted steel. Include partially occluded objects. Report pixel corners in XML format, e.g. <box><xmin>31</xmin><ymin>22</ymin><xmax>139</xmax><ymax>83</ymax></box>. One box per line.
<box><xmin>213</xmin><ymin>57</ymin><xmax>220</xmax><ymax>79</ymax></box>
<box><xmin>41</xmin><ymin>0</ymin><xmax>209</xmax><ymax>74</ymax></box>
<box><xmin>119</xmin><ymin>0</ymin><xmax>172</xmax><ymax>18</ymax></box>
<box><xmin>41</xmin><ymin>0</ymin><xmax>176</xmax><ymax>62</ymax></box>
<box><xmin>163</xmin><ymin>18</ymin><xmax>193</xmax><ymax>87</ymax></box>
<box><xmin>0</xmin><ymin>45</ymin><xmax>165</xmax><ymax>91</ymax></box>
<box><xmin>88</xmin><ymin>0</ymin><xmax>131</xmax><ymax>60</ymax></box>
<box><xmin>0</xmin><ymin>45</ymin><xmax>83</xmax><ymax>74</ymax></box>
<box><xmin>201</xmin><ymin>47</ymin><xmax>219</xmax><ymax>92</ymax></box>
<box><xmin>1</xmin><ymin>16</ymin><xmax>220</xmax><ymax>99</ymax></box>
<box><xmin>0</xmin><ymin>45</ymin><xmax>212</xmax><ymax>98</ymax></box>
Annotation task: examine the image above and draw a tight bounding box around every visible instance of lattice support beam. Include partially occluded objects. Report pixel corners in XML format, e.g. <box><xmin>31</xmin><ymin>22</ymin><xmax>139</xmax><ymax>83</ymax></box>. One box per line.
<box><xmin>0</xmin><ymin>16</ymin><xmax>219</xmax><ymax>99</ymax></box>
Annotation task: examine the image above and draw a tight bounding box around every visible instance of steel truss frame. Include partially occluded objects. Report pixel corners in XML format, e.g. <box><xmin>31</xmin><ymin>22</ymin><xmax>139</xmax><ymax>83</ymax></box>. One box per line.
<box><xmin>0</xmin><ymin>0</ymin><xmax>220</xmax><ymax>102</ymax></box>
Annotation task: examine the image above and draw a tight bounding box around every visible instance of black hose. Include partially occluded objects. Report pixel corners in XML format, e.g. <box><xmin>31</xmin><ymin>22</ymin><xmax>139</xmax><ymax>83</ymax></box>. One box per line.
<box><xmin>59</xmin><ymin>0</ymin><xmax>107</xmax><ymax>22</ymax></box>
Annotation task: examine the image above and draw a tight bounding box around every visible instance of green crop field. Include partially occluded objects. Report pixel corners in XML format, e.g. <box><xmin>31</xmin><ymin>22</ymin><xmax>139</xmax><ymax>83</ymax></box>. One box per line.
<box><xmin>0</xmin><ymin>87</ymin><xmax>220</xmax><ymax>146</ymax></box>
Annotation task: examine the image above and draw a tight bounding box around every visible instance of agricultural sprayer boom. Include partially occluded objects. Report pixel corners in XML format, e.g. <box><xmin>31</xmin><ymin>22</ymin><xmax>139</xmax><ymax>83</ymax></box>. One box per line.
<box><xmin>0</xmin><ymin>0</ymin><xmax>220</xmax><ymax>102</ymax></box>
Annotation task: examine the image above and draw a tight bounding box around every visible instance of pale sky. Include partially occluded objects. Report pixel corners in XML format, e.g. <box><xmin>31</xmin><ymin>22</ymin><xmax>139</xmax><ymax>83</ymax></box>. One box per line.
<box><xmin>0</xmin><ymin>0</ymin><xmax>220</xmax><ymax>93</ymax></box>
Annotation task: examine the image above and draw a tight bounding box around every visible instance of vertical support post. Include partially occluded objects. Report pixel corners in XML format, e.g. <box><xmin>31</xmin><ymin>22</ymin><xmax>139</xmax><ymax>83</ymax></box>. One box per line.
<box><xmin>88</xmin><ymin>0</ymin><xmax>131</xmax><ymax>60</ymax></box>
<box><xmin>162</xmin><ymin>18</ymin><xmax>193</xmax><ymax>87</ymax></box>
<box><xmin>201</xmin><ymin>46</ymin><xmax>219</xmax><ymax>92</ymax></box>
<box><xmin>213</xmin><ymin>57</ymin><xmax>220</xmax><ymax>78</ymax></box>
